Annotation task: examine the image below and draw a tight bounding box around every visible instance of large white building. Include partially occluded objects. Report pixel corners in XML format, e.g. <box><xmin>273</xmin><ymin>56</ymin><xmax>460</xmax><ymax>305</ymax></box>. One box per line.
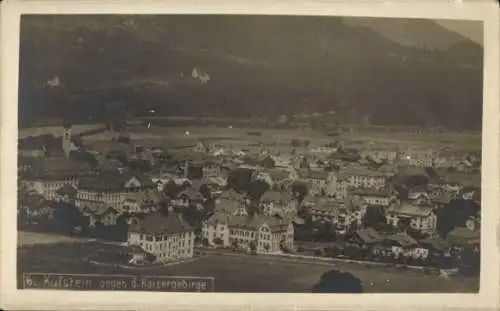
<box><xmin>128</xmin><ymin>212</ymin><xmax>195</xmax><ymax>262</ymax></box>
<box><xmin>21</xmin><ymin>158</ymin><xmax>95</xmax><ymax>200</ymax></box>
<box><xmin>76</xmin><ymin>173</ymin><xmax>155</xmax><ymax>212</ymax></box>
<box><xmin>202</xmin><ymin>214</ymin><xmax>294</xmax><ymax>253</ymax></box>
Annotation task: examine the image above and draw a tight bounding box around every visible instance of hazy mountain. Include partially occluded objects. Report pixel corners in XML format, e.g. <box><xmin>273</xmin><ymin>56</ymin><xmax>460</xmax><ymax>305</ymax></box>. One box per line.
<box><xmin>341</xmin><ymin>17</ymin><xmax>480</xmax><ymax>50</ymax></box>
<box><xmin>19</xmin><ymin>15</ymin><xmax>483</xmax><ymax>130</ymax></box>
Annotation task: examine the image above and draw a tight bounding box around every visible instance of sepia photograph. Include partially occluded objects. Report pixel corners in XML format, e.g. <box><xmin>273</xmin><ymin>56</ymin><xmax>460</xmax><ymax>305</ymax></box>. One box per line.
<box><xmin>1</xmin><ymin>1</ymin><xmax>499</xmax><ymax>311</ymax></box>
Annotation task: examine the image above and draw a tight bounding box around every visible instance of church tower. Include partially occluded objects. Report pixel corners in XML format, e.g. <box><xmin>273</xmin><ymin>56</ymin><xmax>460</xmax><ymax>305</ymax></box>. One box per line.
<box><xmin>62</xmin><ymin>121</ymin><xmax>72</xmax><ymax>157</ymax></box>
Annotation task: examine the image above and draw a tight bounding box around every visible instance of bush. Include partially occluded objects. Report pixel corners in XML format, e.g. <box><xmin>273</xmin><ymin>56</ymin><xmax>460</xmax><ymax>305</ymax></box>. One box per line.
<box><xmin>213</xmin><ymin>237</ymin><xmax>223</xmax><ymax>245</ymax></box>
<box><xmin>291</xmin><ymin>139</ymin><xmax>302</xmax><ymax>147</ymax></box>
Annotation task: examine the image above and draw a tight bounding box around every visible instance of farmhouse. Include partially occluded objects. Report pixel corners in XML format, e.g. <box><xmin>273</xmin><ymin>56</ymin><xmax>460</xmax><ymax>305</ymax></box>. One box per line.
<box><xmin>128</xmin><ymin>212</ymin><xmax>195</xmax><ymax>262</ymax></box>
<box><xmin>343</xmin><ymin>228</ymin><xmax>383</xmax><ymax>249</ymax></box>
<box><xmin>373</xmin><ymin>233</ymin><xmax>429</xmax><ymax>259</ymax></box>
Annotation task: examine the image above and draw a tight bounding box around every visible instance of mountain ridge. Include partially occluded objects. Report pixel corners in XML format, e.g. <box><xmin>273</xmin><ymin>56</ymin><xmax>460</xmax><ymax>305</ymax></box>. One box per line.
<box><xmin>19</xmin><ymin>15</ymin><xmax>483</xmax><ymax>130</ymax></box>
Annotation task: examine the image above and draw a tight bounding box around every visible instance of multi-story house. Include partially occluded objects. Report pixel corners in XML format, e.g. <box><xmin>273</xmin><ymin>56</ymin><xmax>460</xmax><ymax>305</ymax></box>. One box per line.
<box><xmin>309</xmin><ymin>144</ymin><xmax>338</xmax><ymax>154</ymax></box>
<box><xmin>361</xmin><ymin>147</ymin><xmax>398</xmax><ymax>164</ymax></box>
<box><xmin>348</xmin><ymin>187</ymin><xmax>397</xmax><ymax>207</ymax></box>
<box><xmin>76</xmin><ymin>172</ymin><xmax>155</xmax><ymax>212</ymax></box>
<box><xmin>263</xmin><ymin>168</ymin><xmax>298</xmax><ymax>187</ymax></box>
<box><xmin>400</xmin><ymin>148</ymin><xmax>435</xmax><ymax>168</ymax></box>
<box><xmin>373</xmin><ymin>233</ymin><xmax>429</xmax><ymax>260</ymax></box>
<box><xmin>215</xmin><ymin>189</ymin><xmax>251</xmax><ymax>211</ymax></box>
<box><xmin>128</xmin><ymin>212</ymin><xmax>195</xmax><ymax>262</ymax></box>
<box><xmin>86</xmin><ymin>205</ymin><xmax>120</xmax><ymax>228</ymax></box>
<box><xmin>341</xmin><ymin>166</ymin><xmax>391</xmax><ymax>190</ymax></box>
<box><xmin>385</xmin><ymin>202</ymin><xmax>438</xmax><ymax>235</ymax></box>
<box><xmin>122</xmin><ymin>189</ymin><xmax>167</xmax><ymax>214</ymax></box>
<box><xmin>297</xmin><ymin>169</ymin><xmax>332</xmax><ymax>196</ymax></box>
<box><xmin>428</xmin><ymin>191</ymin><xmax>456</xmax><ymax>209</ymax></box>
<box><xmin>260</xmin><ymin>190</ymin><xmax>296</xmax><ymax>217</ymax></box>
<box><xmin>202</xmin><ymin>214</ymin><xmax>294</xmax><ymax>254</ymax></box>
<box><xmin>309</xmin><ymin>199</ymin><xmax>366</xmax><ymax>234</ymax></box>
<box><xmin>172</xmin><ymin>187</ymin><xmax>205</xmax><ymax>210</ymax></box>
<box><xmin>18</xmin><ymin>194</ymin><xmax>55</xmax><ymax>223</ymax></box>
<box><xmin>54</xmin><ymin>184</ymin><xmax>78</xmax><ymax>204</ymax></box>
<box><xmin>326</xmin><ymin>174</ymin><xmax>350</xmax><ymax>199</ymax></box>
<box><xmin>213</xmin><ymin>196</ymin><xmax>248</xmax><ymax>216</ymax></box>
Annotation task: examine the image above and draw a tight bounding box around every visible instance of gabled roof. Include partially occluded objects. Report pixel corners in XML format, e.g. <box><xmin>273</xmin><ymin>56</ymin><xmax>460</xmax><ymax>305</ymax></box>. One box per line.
<box><xmin>386</xmin><ymin>202</ymin><xmax>433</xmax><ymax>217</ymax></box>
<box><xmin>385</xmin><ymin>233</ymin><xmax>419</xmax><ymax>248</ymax></box>
<box><xmin>419</xmin><ymin>237</ymin><xmax>451</xmax><ymax>251</ymax></box>
<box><xmin>205</xmin><ymin>212</ymin><xmax>229</xmax><ymax>225</ymax></box>
<box><xmin>94</xmin><ymin>206</ymin><xmax>118</xmax><ymax>216</ymax></box>
<box><xmin>350</xmin><ymin>187</ymin><xmax>392</xmax><ymax>197</ymax></box>
<box><xmin>261</xmin><ymin>191</ymin><xmax>293</xmax><ymax>205</ymax></box>
<box><xmin>177</xmin><ymin>187</ymin><xmax>204</xmax><ymax>200</ymax></box>
<box><xmin>429</xmin><ymin>192</ymin><xmax>455</xmax><ymax>204</ymax></box>
<box><xmin>124</xmin><ymin>189</ymin><xmax>167</xmax><ymax>206</ymax></box>
<box><xmin>302</xmin><ymin>195</ymin><xmax>322</xmax><ymax>206</ymax></box>
<box><xmin>56</xmin><ymin>184</ymin><xmax>78</xmax><ymax>198</ymax></box>
<box><xmin>311</xmin><ymin>200</ymin><xmax>345</xmax><ymax>214</ymax></box>
<box><xmin>30</xmin><ymin>158</ymin><xmax>91</xmax><ymax>176</ymax></box>
<box><xmin>219</xmin><ymin>189</ymin><xmax>246</xmax><ymax>201</ymax></box>
<box><xmin>265</xmin><ymin>168</ymin><xmax>291</xmax><ymax>181</ymax></box>
<box><xmin>19</xmin><ymin>134</ymin><xmax>55</xmax><ymax>150</ymax></box>
<box><xmin>19</xmin><ymin>194</ymin><xmax>46</xmax><ymax>209</ymax></box>
<box><xmin>79</xmin><ymin>172</ymin><xmax>154</xmax><ymax>192</ymax></box>
<box><xmin>446</xmin><ymin>227</ymin><xmax>480</xmax><ymax>245</ymax></box>
<box><xmin>214</xmin><ymin>199</ymin><xmax>239</xmax><ymax>214</ymax></box>
<box><xmin>226</xmin><ymin>215</ymin><xmax>290</xmax><ymax>232</ymax></box>
<box><xmin>355</xmin><ymin>228</ymin><xmax>382</xmax><ymax>244</ymax></box>
<box><xmin>130</xmin><ymin>212</ymin><xmax>194</xmax><ymax>235</ymax></box>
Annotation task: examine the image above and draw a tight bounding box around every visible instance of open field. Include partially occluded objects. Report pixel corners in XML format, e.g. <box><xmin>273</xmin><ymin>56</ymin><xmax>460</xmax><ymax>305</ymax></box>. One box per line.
<box><xmin>17</xmin><ymin>231</ymin><xmax>88</xmax><ymax>247</ymax></box>
<box><xmin>19</xmin><ymin>124</ymin><xmax>104</xmax><ymax>139</ymax></box>
<box><xmin>83</xmin><ymin>125</ymin><xmax>481</xmax><ymax>151</ymax></box>
<box><xmin>18</xmin><ymin>241</ymin><xmax>479</xmax><ymax>293</ymax></box>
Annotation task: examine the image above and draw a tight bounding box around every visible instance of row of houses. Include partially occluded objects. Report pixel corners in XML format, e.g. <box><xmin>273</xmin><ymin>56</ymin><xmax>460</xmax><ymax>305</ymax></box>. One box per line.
<box><xmin>318</xmin><ymin>226</ymin><xmax>480</xmax><ymax>263</ymax></box>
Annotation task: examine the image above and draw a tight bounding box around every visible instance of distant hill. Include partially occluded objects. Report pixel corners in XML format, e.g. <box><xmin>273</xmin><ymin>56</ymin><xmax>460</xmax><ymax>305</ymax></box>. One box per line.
<box><xmin>341</xmin><ymin>17</ymin><xmax>480</xmax><ymax>50</ymax></box>
<box><xmin>19</xmin><ymin>15</ymin><xmax>483</xmax><ymax>130</ymax></box>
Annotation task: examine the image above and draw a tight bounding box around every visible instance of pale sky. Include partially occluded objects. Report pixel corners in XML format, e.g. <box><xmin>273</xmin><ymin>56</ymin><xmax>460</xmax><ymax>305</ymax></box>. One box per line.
<box><xmin>434</xmin><ymin>19</ymin><xmax>483</xmax><ymax>45</ymax></box>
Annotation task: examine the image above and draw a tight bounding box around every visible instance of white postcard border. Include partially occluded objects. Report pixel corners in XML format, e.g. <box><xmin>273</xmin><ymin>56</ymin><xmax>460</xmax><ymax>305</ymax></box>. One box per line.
<box><xmin>1</xmin><ymin>1</ymin><xmax>499</xmax><ymax>310</ymax></box>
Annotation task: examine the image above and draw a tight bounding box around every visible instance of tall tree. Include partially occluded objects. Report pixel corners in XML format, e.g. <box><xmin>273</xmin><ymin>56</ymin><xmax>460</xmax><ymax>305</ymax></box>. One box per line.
<box><xmin>312</xmin><ymin>270</ymin><xmax>363</xmax><ymax>293</ymax></box>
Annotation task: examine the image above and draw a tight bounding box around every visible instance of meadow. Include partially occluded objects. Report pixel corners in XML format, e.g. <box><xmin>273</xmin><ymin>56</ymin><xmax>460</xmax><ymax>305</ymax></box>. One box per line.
<box><xmin>80</xmin><ymin>124</ymin><xmax>482</xmax><ymax>152</ymax></box>
<box><xmin>17</xmin><ymin>239</ymin><xmax>479</xmax><ymax>293</ymax></box>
